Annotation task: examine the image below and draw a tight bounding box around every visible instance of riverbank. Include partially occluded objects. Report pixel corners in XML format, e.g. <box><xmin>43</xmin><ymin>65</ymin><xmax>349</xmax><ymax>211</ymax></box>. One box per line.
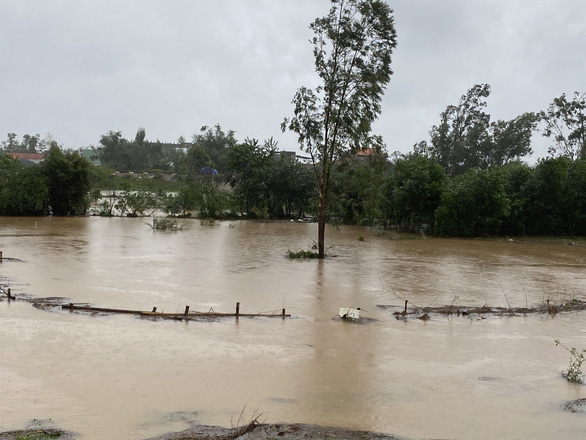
<box><xmin>0</xmin><ymin>423</ymin><xmax>401</xmax><ymax>440</ymax></box>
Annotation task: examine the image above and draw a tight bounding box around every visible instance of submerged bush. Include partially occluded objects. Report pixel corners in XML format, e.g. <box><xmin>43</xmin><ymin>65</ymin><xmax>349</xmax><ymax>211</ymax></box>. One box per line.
<box><xmin>555</xmin><ymin>339</ymin><xmax>586</xmax><ymax>384</ymax></box>
<box><xmin>287</xmin><ymin>249</ymin><xmax>320</xmax><ymax>259</ymax></box>
<box><xmin>149</xmin><ymin>217</ymin><xmax>182</xmax><ymax>231</ymax></box>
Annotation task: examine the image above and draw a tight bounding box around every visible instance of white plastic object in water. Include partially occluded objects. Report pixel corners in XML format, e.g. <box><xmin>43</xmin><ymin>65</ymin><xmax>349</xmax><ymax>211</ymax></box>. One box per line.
<box><xmin>339</xmin><ymin>307</ymin><xmax>360</xmax><ymax>319</ymax></box>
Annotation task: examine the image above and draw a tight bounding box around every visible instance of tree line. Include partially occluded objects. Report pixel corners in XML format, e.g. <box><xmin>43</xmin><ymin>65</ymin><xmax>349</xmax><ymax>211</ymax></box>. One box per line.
<box><xmin>2</xmin><ymin>0</ymin><xmax>584</xmax><ymax>251</ymax></box>
<box><xmin>0</xmin><ymin>144</ymin><xmax>90</xmax><ymax>216</ymax></box>
<box><xmin>1</xmin><ymin>85</ymin><xmax>584</xmax><ymax>236</ymax></box>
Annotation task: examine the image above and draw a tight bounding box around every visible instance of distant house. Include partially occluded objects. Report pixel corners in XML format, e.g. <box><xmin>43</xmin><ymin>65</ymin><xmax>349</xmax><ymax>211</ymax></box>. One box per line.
<box><xmin>159</xmin><ymin>142</ymin><xmax>191</xmax><ymax>155</ymax></box>
<box><xmin>6</xmin><ymin>152</ymin><xmax>45</xmax><ymax>166</ymax></box>
<box><xmin>275</xmin><ymin>150</ymin><xmax>314</xmax><ymax>166</ymax></box>
<box><xmin>355</xmin><ymin>148</ymin><xmax>376</xmax><ymax>162</ymax></box>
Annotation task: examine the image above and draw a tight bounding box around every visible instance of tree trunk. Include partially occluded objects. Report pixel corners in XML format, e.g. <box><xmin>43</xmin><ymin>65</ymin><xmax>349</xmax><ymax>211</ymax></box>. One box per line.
<box><xmin>317</xmin><ymin>189</ymin><xmax>326</xmax><ymax>258</ymax></box>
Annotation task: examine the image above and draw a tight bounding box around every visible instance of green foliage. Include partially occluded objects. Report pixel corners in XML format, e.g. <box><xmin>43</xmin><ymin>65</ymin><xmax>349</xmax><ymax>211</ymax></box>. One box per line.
<box><xmin>167</xmin><ymin>125</ymin><xmax>237</xmax><ymax>178</ymax></box>
<box><xmin>1</xmin><ymin>132</ymin><xmax>45</xmax><ymax>153</ymax></box>
<box><xmin>192</xmin><ymin>124</ymin><xmax>237</xmax><ymax>174</ymax></box>
<box><xmin>524</xmin><ymin>157</ymin><xmax>571</xmax><ymax>235</ymax></box>
<box><xmin>282</xmin><ymin>0</ymin><xmax>397</xmax><ymax>257</ymax></box>
<box><xmin>427</xmin><ymin>84</ymin><xmax>537</xmax><ymax>176</ymax></box>
<box><xmin>499</xmin><ymin>161</ymin><xmax>533</xmax><ymax>235</ymax></box>
<box><xmin>105</xmin><ymin>173</ymin><xmax>184</xmax><ymax>192</ymax></box>
<box><xmin>329</xmin><ymin>152</ymin><xmax>389</xmax><ymax>225</ymax></box>
<box><xmin>1</xmin><ymin>146</ymin><xmax>94</xmax><ymax>217</ymax></box>
<box><xmin>387</xmin><ymin>155</ymin><xmax>447</xmax><ymax>232</ymax></box>
<box><xmin>98</xmin><ymin>130</ymin><xmax>131</xmax><ymax>169</ymax></box>
<box><xmin>2</xmin><ymin>86</ymin><xmax>585</xmax><ymax>238</ymax></box>
<box><xmin>114</xmin><ymin>181</ymin><xmax>161</xmax><ymax>217</ymax></box>
<box><xmin>94</xmin><ymin>193</ymin><xmax>117</xmax><ymax>217</ymax></box>
<box><xmin>287</xmin><ymin>249</ymin><xmax>320</xmax><ymax>259</ymax></box>
<box><xmin>88</xmin><ymin>164</ymin><xmax>115</xmax><ymax>189</ymax></box>
<box><xmin>1</xmin><ymin>132</ymin><xmax>20</xmax><ymax>151</ymax></box>
<box><xmin>194</xmin><ymin>179</ymin><xmax>229</xmax><ymax>219</ymax></box>
<box><xmin>225</xmin><ymin>138</ymin><xmax>314</xmax><ymax>219</ymax></box>
<box><xmin>267</xmin><ymin>150</ymin><xmax>315</xmax><ymax>219</ymax></box>
<box><xmin>0</xmin><ymin>155</ymin><xmax>48</xmax><ymax>215</ymax></box>
<box><xmin>225</xmin><ymin>138</ymin><xmax>273</xmax><ymax>216</ymax></box>
<box><xmin>435</xmin><ymin>167</ymin><xmax>509</xmax><ymax>236</ymax></box>
<box><xmin>149</xmin><ymin>217</ymin><xmax>182</xmax><ymax>231</ymax></box>
<box><xmin>164</xmin><ymin>186</ymin><xmax>197</xmax><ymax>217</ymax></box>
<box><xmin>9</xmin><ymin>166</ymin><xmax>49</xmax><ymax>215</ymax></box>
<box><xmin>489</xmin><ymin>113</ymin><xmax>538</xmax><ymax>167</ymax></box>
<box><xmin>541</xmin><ymin>91</ymin><xmax>586</xmax><ymax>160</ymax></box>
<box><xmin>98</xmin><ymin>128</ymin><xmax>165</xmax><ymax>171</ymax></box>
<box><xmin>565</xmin><ymin>159</ymin><xmax>586</xmax><ymax>233</ymax></box>
<box><xmin>555</xmin><ymin>339</ymin><xmax>586</xmax><ymax>384</ymax></box>
<box><xmin>43</xmin><ymin>144</ymin><xmax>91</xmax><ymax>215</ymax></box>
<box><xmin>429</xmin><ymin>84</ymin><xmax>492</xmax><ymax>176</ymax></box>
<box><xmin>181</xmin><ymin>144</ymin><xmax>210</xmax><ymax>179</ymax></box>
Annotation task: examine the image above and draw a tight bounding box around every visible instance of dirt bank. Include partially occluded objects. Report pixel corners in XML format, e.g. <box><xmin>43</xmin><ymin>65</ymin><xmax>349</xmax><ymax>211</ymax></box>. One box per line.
<box><xmin>0</xmin><ymin>429</ymin><xmax>75</xmax><ymax>440</ymax></box>
<box><xmin>0</xmin><ymin>423</ymin><xmax>400</xmax><ymax>440</ymax></box>
<box><xmin>145</xmin><ymin>422</ymin><xmax>400</xmax><ymax>440</ymax></box>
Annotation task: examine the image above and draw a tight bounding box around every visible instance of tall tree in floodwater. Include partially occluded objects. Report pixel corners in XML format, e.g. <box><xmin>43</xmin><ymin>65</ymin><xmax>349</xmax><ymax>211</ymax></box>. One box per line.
<box><xmin>282</xmin><ymin>0</ymin><xmax>397</xmax><ymax>258</ymax></box>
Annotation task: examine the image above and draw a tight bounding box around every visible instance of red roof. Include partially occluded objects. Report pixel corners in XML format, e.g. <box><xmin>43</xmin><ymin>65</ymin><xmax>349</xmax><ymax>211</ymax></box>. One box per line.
<box><xmin>355</xmin><ymin>148</ymin><xmax>376</xmax><ymax>156</ymax></box>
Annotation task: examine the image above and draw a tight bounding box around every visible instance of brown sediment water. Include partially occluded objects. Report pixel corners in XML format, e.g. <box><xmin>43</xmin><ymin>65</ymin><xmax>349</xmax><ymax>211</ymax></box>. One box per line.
<box><xmin>0</xmin><ymin>217</ymin><xmax>585</xmax><ymax>440</ymax></box>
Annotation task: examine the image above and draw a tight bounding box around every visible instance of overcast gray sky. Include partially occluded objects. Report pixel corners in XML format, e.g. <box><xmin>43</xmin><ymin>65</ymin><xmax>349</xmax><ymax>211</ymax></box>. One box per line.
<box><xmin>1</xmin><ymin>0</ymin><xmax>585</xmax><ymax>161</ymax></box>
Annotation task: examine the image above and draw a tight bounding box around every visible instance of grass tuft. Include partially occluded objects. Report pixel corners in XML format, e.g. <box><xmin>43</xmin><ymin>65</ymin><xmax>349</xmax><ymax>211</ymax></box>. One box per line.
<box><xmin>287</xmin><ymin>249</ymin><xmax>320</xmax><ymax>259</ymax></box>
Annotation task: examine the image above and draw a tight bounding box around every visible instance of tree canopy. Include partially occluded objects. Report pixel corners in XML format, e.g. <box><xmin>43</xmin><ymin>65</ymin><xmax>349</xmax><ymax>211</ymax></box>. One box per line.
<box><xmin>424</xmin><ymin>84</ymin><xmax>537</xmax><ymax>176</ymax></box>
<box><xmin>98</xmin><ymin>128</ymin><xmax>164</xmax><ymax>171</ymax></box>
<box><xmin>1</xmin><ymin>133</ymin><xmax>45</xmax><ymax>153</ymax></box>
<box><xmin>541</xmin><ymin>91</ymin><xmax>586</xmax><ymax>160</ymax></box>
<box><xmin>44</xmin><ymin>144</ymin><xmax>91</xmax><ymax>215</ymax></box>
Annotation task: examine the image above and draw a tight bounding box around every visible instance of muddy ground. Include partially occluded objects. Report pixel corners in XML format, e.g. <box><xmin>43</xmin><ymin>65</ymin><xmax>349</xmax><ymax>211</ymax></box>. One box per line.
<box><xmin>145</xmin><ymin>422</ymin><xmax>401</xmax><ymax>440</ymax></box>
<box><xmin>0</xmin><ymin>423</ymin><xmax>401</xmax><ymax>440</ymax></box>
<box><xmin>3</xmin><ymin>397</ymin><xmax>586</xmax><ymax>440</ymax></box>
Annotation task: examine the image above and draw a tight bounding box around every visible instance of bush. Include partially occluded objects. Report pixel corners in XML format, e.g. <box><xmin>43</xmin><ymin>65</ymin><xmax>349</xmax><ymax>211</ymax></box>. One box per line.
<box><xmin>555</xmin><ymin>339</ymin><xmax>586</xmax><ymax>384</ymax></box>
<box><xmin>287</xmin><ymin>249</ymin><xmax>319</xmax><ymax>259</ymax></box>
<box><xmin>149</xmin><ymin>217</ymin><xmax>182</xmax><ymax>231</ymax></box>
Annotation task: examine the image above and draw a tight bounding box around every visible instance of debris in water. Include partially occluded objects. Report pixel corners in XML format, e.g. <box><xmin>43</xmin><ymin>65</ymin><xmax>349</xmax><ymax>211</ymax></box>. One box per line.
<box><xmin>339</xmin><ymin>307</ymin><xmax>361</xmax><ymax>319</ymax></box>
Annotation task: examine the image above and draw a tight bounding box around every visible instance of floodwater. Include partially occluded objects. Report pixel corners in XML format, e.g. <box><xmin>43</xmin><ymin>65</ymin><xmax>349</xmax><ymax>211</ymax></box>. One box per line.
<box><xmin>0</xmin><ymin>216</ymin><xmax>585</xmax><ymax>440</ymax></box>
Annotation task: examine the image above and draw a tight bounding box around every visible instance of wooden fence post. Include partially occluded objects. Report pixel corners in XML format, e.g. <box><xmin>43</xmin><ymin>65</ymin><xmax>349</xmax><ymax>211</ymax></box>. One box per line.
<box><xmin>152</xmin><ymin>307</ymin><xmax>157</xmax><ymax>313</ymax></box>
<box><xmin>184</xmin><ymin>305</ymin><xmax>190</xmax><ymax>317</ymax></box>
<box><xmin>0</xmin><ymin>251</ymin><xmax>3</xmax><ymax>262</ymax></box>
<box><xmin>236</xmin><ymin>302</ymin><xmax>240</xmax><ymax>318</ymax></box>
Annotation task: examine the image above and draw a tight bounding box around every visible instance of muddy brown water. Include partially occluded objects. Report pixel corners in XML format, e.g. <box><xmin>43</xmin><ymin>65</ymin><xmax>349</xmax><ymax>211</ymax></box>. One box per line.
<box><xmin>0</xmin><ymin>217</ymin><xmax>585</xmax><ymax>440</ymax></box>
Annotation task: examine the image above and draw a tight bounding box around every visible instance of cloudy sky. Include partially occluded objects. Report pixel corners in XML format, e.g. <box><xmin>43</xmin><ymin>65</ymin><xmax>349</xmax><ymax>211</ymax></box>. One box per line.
<box><xmin>1</xmin><ymin>0</ymin><xmax>585</xmax><ymax>161</ymax></box>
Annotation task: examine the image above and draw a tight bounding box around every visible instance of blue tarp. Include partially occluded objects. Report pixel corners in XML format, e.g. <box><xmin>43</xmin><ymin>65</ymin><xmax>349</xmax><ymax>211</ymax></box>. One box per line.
<box><xmin>200</xmin><ymin>166</ymin><xmax>218</xmax><ymax>175</ymax></box>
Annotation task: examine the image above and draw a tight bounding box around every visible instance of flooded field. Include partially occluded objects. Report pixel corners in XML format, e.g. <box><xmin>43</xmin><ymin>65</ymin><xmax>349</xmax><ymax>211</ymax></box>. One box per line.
<box><xmin>1</xmin><ymin>216</ymin><xmax>585</xmax><ymax>439</ymax></box>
